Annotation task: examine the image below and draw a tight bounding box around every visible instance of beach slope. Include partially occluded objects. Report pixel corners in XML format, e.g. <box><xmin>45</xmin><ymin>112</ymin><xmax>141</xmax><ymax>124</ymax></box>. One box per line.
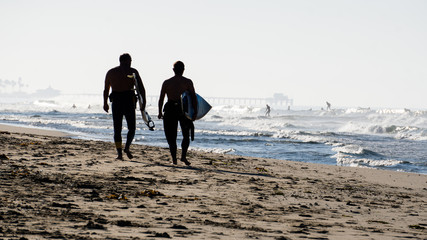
<box><xmin>0</xmin><ymin>126</ymin><xmax>426</xmax><ymax>239</ymax></box>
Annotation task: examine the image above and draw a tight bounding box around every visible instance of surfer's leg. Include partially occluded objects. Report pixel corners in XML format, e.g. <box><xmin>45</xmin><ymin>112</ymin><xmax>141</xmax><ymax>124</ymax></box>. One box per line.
<box><xmin>163</xmin><ymin>114</ymin><xmax>178</xmax><ymax>164</ymax></box>
<box><xmin>124</xmin><ymin>107</ymin><xmax>136</xmax><ymax>159</ymax></box>
<box><xmin>179</xmin><ymin>118</ymin><xmax>191</xmax><ymax>166</ymax></box>
<box><xmin>112</xmin><ymin>102</ymin><xmax>124</xmax><ymax>159</ymax></box>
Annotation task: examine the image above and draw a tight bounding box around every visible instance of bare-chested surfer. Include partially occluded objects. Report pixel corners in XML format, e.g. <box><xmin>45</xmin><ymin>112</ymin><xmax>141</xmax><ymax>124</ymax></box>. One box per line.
<box><xmin>158</xmin><ymin>61</ymin><xmax>197</xmax><ymax>165</ymax></box>
<box><xmin>103</xmin><ymin>53</ymin><xmax>146</xmax><ymax>160</ymax></box>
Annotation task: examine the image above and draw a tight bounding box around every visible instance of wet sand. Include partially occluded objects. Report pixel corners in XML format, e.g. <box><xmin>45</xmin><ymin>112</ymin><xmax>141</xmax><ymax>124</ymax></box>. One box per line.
<box><xmin>0</xmin><ymin>124</ymin><xmax>426</xmax><ymax>239</ymax></box>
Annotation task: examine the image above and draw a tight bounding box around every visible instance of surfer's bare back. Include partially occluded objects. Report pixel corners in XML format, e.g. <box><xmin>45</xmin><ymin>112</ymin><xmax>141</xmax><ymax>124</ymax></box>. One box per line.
<box><xmin>103</xmin><ymin>57</ymin><xmax>145</xmax><ymax>113</ymax></box>
<box><xmin>158</xmin><ymin>71</ymin><xmax>197</xmax><ymax>118</ymax></box>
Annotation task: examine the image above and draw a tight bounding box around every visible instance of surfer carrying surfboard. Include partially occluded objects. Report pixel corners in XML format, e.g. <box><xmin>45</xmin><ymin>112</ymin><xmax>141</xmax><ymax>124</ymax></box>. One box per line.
<box><xmin>103</xmin><ymin>53</ymin><xmax>146</xmax><ymax>160</ymax></box>
<box><xmin>158</xmin><ymin>61</ymin><xmax>197</xmax><ymax>166</ymax></box>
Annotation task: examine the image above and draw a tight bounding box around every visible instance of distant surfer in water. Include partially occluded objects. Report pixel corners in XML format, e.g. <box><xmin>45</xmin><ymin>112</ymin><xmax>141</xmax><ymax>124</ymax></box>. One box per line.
<box><xmin>265</xmin><ymin>104</ymin><xmax>271</xmax><ymax>117</ymax></box>
<box><xmin>103</xmin><ymin>53</ymin><xmax>146</xmax><ymax>160</ymax></box>
<box><xmin>326</xmin><ymin>101</ymin><xmax>331</xmax><ymax>111</ymax></box>
<box><xmin>158</xmin><ymin>61</ymin><xmax>198</xmax><ymax>166</ymax></box>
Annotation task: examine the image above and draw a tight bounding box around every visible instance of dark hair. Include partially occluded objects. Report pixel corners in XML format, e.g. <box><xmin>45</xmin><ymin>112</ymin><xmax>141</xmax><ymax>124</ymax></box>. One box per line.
<box><xmin>119</xmin><ymin>53</ymin><xmax>132</xmax><ymax>63</ymax></box>
<box><xmin>173</xmin><ymin>61</ymin><xmax>185</xmax><ymax>74</ymax></box>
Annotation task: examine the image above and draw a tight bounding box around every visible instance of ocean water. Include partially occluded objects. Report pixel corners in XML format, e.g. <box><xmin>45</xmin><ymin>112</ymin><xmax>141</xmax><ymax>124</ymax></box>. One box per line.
<box><xmin>1</xmin><ymin>94</ymin><xmax>426</xmax><ymax>174</ymax></box>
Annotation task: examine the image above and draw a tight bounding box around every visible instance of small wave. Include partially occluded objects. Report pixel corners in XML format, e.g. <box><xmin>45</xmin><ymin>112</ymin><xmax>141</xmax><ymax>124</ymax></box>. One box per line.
<box><xmin>332</xmin><ymin>144</ymin><xmax>382</xmax><ymax>157</ymax></box>
<box><xmin>212</xmin><ymin>105</ymin><xmax>261</xmax><ymax>114</ymax></box>
<box><xmin>336</xmin><ymin>156</ymin><xmax>404</xmax><ymax>168</ymax></box>
<box><xmin>376</xmin><ymin>108</ymin><xmax>412</xmax><ymax>114</ymax></box>
<box><xmin>370</xmin><ymin>125</ymin><xmax>426</xmax><ymax>140</ymax></box>
<box><xmin>368</xmin><ymin>125</ymin><xmax>419</xmax><ymax>134</ymax></box>
<box><xmin>332</xmin><ymin>145</ymin><xmax>364</xmax><ymax>155</ymax></box>
<box><xmin>339</xmin><ymin>120</ymin><xmax>426</xmax><ymax>141</ymax></box>
<box><xmin>189</xmin><ymin>146</ymin><xmax>235</xmax><ymax>154</ymax></box>
<box><xmin>273</xmin><ymin>130</ymin><xmax>337</xmax><ymax>145</ymax></box>
<box><xmin>197</xmin><ymin>129</ymin><xmax>272</xmax><ymax>137</ymax></box>
<box><xmin>345</xmin><ymin>108</ymin><xmax>373</xmax><ymax>114</ymax></box>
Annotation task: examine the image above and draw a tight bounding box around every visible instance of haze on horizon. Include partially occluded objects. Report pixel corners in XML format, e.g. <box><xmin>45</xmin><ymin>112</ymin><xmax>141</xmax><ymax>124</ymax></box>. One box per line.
<box><xmin>1</xmin><ymin>0</ymin><xmax>426</xmax><ymax>109</ymax></box>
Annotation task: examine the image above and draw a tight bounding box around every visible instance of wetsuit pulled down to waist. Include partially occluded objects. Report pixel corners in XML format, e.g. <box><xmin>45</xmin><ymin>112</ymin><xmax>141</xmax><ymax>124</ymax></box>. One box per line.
<box><xmin>109</xmin><ymin>90</ymin><xmax>135</xmax><ymax>104</ymax></box>
<box><xmin>163</xmin><ymin>101</ymin><xmax>195</xmax><ymax>142</ymax></box>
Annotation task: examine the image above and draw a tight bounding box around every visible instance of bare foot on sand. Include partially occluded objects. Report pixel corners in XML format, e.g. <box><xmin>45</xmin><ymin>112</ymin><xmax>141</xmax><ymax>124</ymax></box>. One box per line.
<box><xmin>124</xmin><ymin>149</ymin><xmax>133</xmax><ymax>159</ymax></box>
<box><xmin>181</xmin><ymin>158</ymin><xmax>191</xmax><ymax>166</ymax></box>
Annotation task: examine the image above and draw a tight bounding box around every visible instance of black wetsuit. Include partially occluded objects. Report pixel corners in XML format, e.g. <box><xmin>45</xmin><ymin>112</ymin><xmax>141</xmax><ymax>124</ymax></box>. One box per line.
<box><xmin>110</xmin><ymin>91</ymin><xmax>136</xmax><ymax>150</ymax></box>
<box><xmin>162</xmin><ymin>101</ymin><xmax>193</xmax><ymax>161</ymax></box>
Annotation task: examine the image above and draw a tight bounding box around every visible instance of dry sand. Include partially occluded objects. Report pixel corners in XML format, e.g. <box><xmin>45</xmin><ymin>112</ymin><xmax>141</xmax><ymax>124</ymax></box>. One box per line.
<box><xmin>0</xmin><ymin>124</ymin><xmax>426</xmax><ymax>239</ymax></box>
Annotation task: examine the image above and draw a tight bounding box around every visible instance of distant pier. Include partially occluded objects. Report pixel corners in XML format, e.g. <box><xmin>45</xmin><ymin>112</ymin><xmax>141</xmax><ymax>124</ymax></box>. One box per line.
<box><xmin>146</xmin><ymin>93</ymin><xmax>293</xmax><ymax>107</ymax></box>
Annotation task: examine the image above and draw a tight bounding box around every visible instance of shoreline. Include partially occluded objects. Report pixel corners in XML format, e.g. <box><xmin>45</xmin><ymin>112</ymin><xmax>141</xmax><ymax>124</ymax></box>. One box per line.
<box><xmin>0</xmin><ymin>123</ymin><xmax>73</xmax><ymax>137</ymax></box>
<box><xmin>1</xmin><ymin>123</ymin><xmax>425</xmax><ymax>176</ymax></box>
<box><xmin>1</xmin><ymin>124</ymin><xmax>426</xmax><ymax>239</ymax></box>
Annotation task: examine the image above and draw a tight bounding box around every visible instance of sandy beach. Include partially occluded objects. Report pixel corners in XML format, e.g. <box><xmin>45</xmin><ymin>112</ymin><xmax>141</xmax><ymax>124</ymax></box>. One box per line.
<box><xmin>0</xmin><ymin>124</ymin><xmax>426</xmax><ymax>239</ymax></box>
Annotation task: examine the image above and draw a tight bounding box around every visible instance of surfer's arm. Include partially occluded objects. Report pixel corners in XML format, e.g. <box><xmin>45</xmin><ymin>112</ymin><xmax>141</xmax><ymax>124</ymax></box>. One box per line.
<box><xmin>103</xmin><ymin>73</ymin><xmax>111</xmax><ymax>113</ymax></box>
<box><xmin>135</xmin><ymin>72</ymin><xmax>146</xmax><ymax>110</ymax></box>
<box><xmin>158</xmin><ymin>84</ymin><xmax>166</xmax><ymax>119</ymax></box>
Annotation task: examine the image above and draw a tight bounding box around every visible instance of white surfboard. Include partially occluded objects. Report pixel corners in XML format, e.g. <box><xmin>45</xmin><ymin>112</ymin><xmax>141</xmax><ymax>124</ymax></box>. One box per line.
<box><xmin>181</xmin><ymin>91</ymin><xmax>212</xmax><ymax>120</ymax></box>
<box><xmin>141</xmin><ymin>110</ymin><xmax>155</xmax><ymax>131</ymax></box>
<box><xmin>132</xmin><ymin>73</ymin><xmax>155</xmax><ymax>131</ymax></box>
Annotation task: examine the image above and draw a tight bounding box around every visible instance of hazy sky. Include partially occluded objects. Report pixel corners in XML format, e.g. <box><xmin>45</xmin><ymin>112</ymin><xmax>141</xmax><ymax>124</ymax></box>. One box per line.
<box><xmin>1</xmin><ymin>0</ymin><xmax>426</xmax><ymax>109</ymax></box>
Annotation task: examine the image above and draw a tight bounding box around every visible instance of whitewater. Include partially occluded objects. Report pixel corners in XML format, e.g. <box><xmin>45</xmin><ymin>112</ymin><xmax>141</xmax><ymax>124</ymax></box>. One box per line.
<box><xmin>1</xmin><ymin>94</ymin><xmax>426</xmax><ymax>174</ymax></box>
